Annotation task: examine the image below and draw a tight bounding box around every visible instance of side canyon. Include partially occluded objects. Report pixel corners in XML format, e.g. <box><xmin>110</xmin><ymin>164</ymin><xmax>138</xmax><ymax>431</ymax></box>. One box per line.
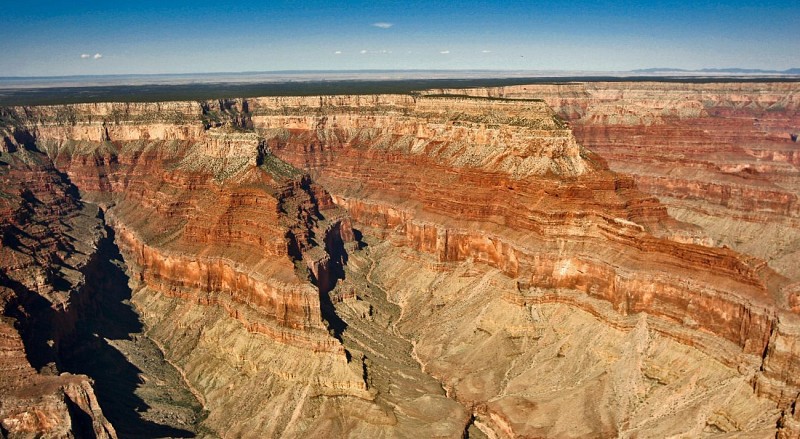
<box><xmin>1</xmin><ymin>82</ymin><xmax>799</xmax><ymax>438</ymax></box>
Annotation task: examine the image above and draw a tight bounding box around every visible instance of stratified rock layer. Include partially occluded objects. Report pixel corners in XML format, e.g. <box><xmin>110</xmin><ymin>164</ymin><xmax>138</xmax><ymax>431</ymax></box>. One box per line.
<box><xmin>2</xmin><ymin>100</ymin><xmax>468</xmax><ymax>437</ymax></box>
<box><xmin>0</xmin><ymin>121</ymin><xmax>117</xmax><ymax>438</ymax></box>
<box><xmin>427</xmin><ymin>82</ymin><xmax>800</xmax><ymax>282</ymax></box>
<box><xmin>253</xmin><ymin>93</ymin><xmax>799</xmax><ymax>437</ymax></box>
<box><xmin>2</xmin><ymin>87</ymin><xmax>799</xmax><ymax>438</ymax></box>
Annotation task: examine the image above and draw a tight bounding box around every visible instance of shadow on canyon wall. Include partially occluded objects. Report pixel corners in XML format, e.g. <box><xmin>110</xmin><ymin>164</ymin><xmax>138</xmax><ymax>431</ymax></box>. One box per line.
<box><xmin>58</xmin><ymin>222</ymin><xmax>196</xmax><ymax>438</ymax></box>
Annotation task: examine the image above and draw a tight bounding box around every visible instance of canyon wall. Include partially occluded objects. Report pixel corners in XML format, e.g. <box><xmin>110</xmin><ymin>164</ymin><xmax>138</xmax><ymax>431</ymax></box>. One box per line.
<box><xmin>0</xmin><ymin>120</ymin><xmax>117</xmax><ymax>437</ymax></box>
<box><xmin>1</xmin><ymin>85</ymin><xmax>799</xmax><ymax>437</ymax></box>
<box><xmin>426</xmin><ymin>82</ymin><xmax>800</xmax><ymax>282</ymax></box>
<box><xmin>252</xmin><ymin>92</ymin><xmax>800</xmax><ymax>437</ymax></box>
<box><xmin>1</xmin><ymin>103</ymin><xmax>374</xmax><ymax>437</ymax></box>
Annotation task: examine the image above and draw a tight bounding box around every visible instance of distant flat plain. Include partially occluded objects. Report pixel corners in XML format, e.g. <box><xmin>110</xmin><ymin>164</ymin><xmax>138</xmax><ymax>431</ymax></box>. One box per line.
<box><xmin>1</xmin><ymin>70</ymin><xmax>799</xmax><ymax>106</ymax></box>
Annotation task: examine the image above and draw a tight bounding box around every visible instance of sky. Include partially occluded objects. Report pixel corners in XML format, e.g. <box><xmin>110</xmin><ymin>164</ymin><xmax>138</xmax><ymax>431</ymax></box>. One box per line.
<box><xmin>1</xmin><ymin>0</ymin><xmax>798</xmax><ymax>77</ymax></box>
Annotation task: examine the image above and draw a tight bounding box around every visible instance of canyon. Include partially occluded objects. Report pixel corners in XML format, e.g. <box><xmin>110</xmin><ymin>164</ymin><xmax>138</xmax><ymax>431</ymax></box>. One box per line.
<box><xmin>0</xmin><ymin>82</ymin><xmax>798</xmax><ymax>438</ymax></box>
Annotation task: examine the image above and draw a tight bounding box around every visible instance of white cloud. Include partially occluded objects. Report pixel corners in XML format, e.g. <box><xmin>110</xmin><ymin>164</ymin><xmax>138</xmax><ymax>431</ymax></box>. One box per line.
<box><xmin>93</xmin><ymin>53</ymin><xmax>103</xmax><ymax>59</ymax></box>
<box><xmin>371</xmin><ymin>22</ymin><xmax>393</xmax><ymax>29</ymax></box>
<box><xmin>334</xmin><ymin>50</ymin><xmax>342</xmax><ymax>55</ymax></box>
<box><xmin>80</xmin><ymin>54</ymin><xmax>91</xmax><ymax>59</ymax></box>
<box><xmin>481</xmin><ymin>50</ymin><xmax>492</xmax><ymax>53</ymax></box>
<box><xmin>358</xmin><ymin>49</ymin><xmax>393</xmax><ymax>55</ymax></box>
<box><xmin>439</xmin><ymin>50</ymin><xmax>450</xmax><ymax>54</ymax></box>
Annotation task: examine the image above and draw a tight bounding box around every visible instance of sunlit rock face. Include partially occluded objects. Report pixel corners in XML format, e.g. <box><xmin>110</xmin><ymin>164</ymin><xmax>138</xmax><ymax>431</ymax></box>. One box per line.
<box><xmin>427</xmin><ymin>82</ymin><xmax>800</xmax><ymax>280</ymax></box>
<box><xmin>257</xmin><ymin>92</ymin><xmax>799</xmax><ymax>437</ymax></box>
<box><xmin>1</xmin><ymin>85</ymin><xmax>799</xmax><ymax>437</ymax></box>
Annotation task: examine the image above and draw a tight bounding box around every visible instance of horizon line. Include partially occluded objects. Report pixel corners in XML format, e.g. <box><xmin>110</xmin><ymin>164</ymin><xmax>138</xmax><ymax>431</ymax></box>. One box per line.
<box><xmin>2</xmin><ymin>67</ymin><xmax>800</xmax><ymax>81</ymax></box>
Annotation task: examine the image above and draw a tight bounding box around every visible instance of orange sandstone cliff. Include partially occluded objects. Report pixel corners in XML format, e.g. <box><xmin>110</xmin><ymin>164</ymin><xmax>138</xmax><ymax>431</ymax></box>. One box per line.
<box><xmin>1</xmin><ymin>86</ymin><xmax>799</xmax><ymax>437</ymax></box>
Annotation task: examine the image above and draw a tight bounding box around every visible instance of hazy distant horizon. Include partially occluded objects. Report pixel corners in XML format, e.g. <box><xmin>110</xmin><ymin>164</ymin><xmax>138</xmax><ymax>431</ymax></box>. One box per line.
<box><xmin>2</xmin><ymin>67</ymin><xmax>798</xmax><ymax>90</ymax></box>
<box><xmin>2</xmin><ymin>71</ymin><xmax>799</xmax><ymax>107</ymax></box>
<box><xmin>3</xmin><ymin>66</ymin><xmax>800</xmax><ymax>79</ymax></box>
<box><xmin>2</xmin><ymin>1</ymin><xmax>798</xmax><ymax>77</ymax></box>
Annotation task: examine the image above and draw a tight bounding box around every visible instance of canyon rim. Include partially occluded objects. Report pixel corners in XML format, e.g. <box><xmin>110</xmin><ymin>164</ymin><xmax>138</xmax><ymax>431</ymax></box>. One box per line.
<box><xmin>0</xmin><ymin>79</ymin><xmax>799</xmax><ymax>439</ymax></box>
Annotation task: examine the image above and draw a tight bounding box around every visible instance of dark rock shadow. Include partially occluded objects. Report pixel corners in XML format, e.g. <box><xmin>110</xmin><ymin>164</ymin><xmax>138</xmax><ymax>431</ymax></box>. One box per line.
<box><xmin>65</xmin><ymin>396</ymin><xmax>99</xmax><ymax>439</ymax></box>
<box><xmin>59</xmin><ymin>221</ymin><xmax>195</xmax><ymax>438</ymax></box>
<box><xmin>318</xmin><ymin>284</ymin><xmax>348</xmax><ymax>342</ymax></box>
<box><xmin>316</xmin><ymin>220</ymin><xmax>354</xmax><ymax>341</ymax></box>
<box><xmin>352</xmin><ymin>228</ymin><xmax>367</xmax><ymax>249</ymax></box>
<box><xmin>0</xmin><ymin>272</ymin><xmax>59</xmax><ymax>370</ymax></box>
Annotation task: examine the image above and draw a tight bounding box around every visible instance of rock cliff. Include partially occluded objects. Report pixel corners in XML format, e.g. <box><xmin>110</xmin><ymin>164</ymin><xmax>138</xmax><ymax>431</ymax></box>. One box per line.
<box><xmin>426</xmin><ymin>82</ymin><xmax>800</xmax><ymax>282</ymax></box>
<box><xmin>255</xmin><ymin>92</ymin><xmax>799</xmax><ymax>437</ymax></box>
<box><xmin>0</xmin><ymin>116</ymin><xmax>117</xmax><ymax>437</ymax></box>
<box><xmin>1</xmin><ymin>86</ymin><xmax>799</xmax><ymax>437</ymax></box>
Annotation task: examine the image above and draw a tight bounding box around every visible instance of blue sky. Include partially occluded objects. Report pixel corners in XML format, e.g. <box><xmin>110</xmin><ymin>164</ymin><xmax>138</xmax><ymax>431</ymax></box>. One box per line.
<box><xmin>1</xmin><ymin>0</ymin><xmax>798</xmax><ymax>76</ymax></box>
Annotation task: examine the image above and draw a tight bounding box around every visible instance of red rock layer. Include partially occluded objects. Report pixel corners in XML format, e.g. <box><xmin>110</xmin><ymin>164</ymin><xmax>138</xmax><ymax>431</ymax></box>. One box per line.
<box><xmin>44</xmin><ymin>138</ymin><xmax>352</xmax><ymax>353</ymax></box>
<box><xmin>0</xmin><ymin>122</ymin><xmax>116</xmax><ymax>437</ymax></box>
<box><xmin>425</xmin><ymin>82</ymin><xmax>800</xmax><ymax>276</ymax></box>
<box><xmin>254</xmin><ymin>96</ymin><xmax>799</xmax><ymax>413</ymax></box>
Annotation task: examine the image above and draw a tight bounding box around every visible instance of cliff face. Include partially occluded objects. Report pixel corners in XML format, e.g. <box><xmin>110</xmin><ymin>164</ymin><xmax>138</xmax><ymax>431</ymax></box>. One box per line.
<box><xmin>427</xmin><ymin>83</ymin><xmax>800</xmax><ymax>282</ymax></box>
<box><xmin>1</xmin><ymin>102</ymin><xmax>371</xmax><ymax>436</ymax></box>
<box><xmin>1</xmin><ymin>87</ymin><xmax>799</xmax><ymax>437</ymax></box>
<box><xmin>25</xmin><ymin>101</ymin><xmax>360</xmax><ymax>351</ymax></box>
<box><xmin>0</xmin><ymin>118</ymin><xmax>116</xmax><ymax>437</ymax></box>
<box><xmin>256</xmin><ymin>93</ymin><xmax>799</xmax><ymax>436</ymax></box>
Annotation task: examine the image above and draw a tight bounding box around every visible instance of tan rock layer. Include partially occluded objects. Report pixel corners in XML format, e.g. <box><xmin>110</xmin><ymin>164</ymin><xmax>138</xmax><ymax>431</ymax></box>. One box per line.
<box><xmin>4</xmin><ymin>90</ymin><xmax>800</xmax><ymax>436</ymax></box>
<box><xmin>256</xmin><ymin>98</ymin><xmax>799</xmax><ymax>413</ymax></box>
<box><xmin>111</xmin><ymin>217</ymin><xmax>342</xmax><ymax>353</ymax></box>
<box><xmin>0</xmin><ymin>143</ymin><xmax>116</xmax><ymax>436</ymax></box>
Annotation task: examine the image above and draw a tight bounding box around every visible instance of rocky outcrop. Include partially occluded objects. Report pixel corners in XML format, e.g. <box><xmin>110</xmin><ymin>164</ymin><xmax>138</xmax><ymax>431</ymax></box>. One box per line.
<box><xmin>30</xmin><ymin>109</ymin><xmax>356</xmax><ymax>350</ymax></box>
<box><xmin>2</xmin><ymin>86</ymin><xmax>799</xmax><ymax>437</ymax></box>
<box><xmin>426</xmin><ymin>82</ymin><xmax>800</xmax><ymax>281</ymax></box>
<box><xmin>254</xmin><ymin>93</ymin><xmax>800</xmax><ymax>436</ymax></box>
<box><xmin>250</xmin><ymin>95</ymin><xmax>590</xmax><ymax>178</ymax></box>
<box><xmin>1</xmin><ymin>103</ymin><xmax>369</xmax><ymax>436</ymax></box>
<box><xmin>0</xmin><ymin>128</ymin><xmax>116</xmax><ymax>437</ymax></box>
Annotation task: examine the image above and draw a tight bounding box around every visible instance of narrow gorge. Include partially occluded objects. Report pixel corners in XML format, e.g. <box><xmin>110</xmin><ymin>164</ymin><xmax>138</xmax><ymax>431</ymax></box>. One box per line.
<box><xmin>1</xmin><ymin>83</ymin><xmax>799</xmax><ymax>438</ymax></box>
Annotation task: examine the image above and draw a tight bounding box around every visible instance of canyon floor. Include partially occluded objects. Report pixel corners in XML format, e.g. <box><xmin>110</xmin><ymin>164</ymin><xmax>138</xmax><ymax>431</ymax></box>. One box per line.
<box><xmin>1</xmin><ymin>81</ymin><xmax>799</xmax><ymax>438</ymax></box>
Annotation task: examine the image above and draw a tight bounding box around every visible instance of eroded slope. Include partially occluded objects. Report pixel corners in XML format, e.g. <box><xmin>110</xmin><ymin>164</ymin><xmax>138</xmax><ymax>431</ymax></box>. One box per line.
<box><xmin>427</xmin><ymin>82</ymin><xmax>800</xmax><ymax>283</ymax></box>
<box><xmin>1</xmin><ymin>89</ymin><xmax>799</xmax><ymax>438</ymax></box>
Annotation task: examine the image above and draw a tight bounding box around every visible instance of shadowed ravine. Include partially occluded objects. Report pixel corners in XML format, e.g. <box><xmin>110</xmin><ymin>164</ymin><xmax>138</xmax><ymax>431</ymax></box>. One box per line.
<box><xmin>324</xmin><ymin>234</ymin><xmax>488</xmax><ymax>438</ymax></box>
<box><xmin>59</xmin><ymin>217</ymin><xmax>205</xmax><ymax>438</ymax></box>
